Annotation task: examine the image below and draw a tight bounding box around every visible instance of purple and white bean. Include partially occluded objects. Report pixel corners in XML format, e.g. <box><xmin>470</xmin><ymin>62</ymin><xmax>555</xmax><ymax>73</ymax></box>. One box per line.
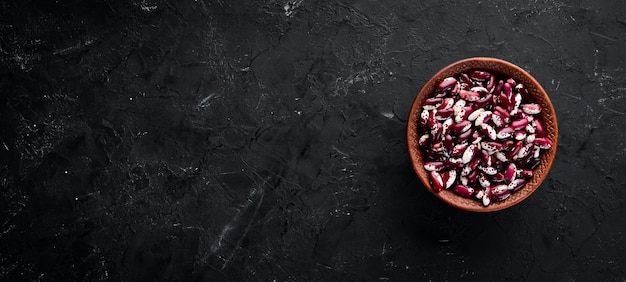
<box><xmin>418</xmin><ymin>70</ymin><xmax>552</xmax><ymax>207</ymax></box>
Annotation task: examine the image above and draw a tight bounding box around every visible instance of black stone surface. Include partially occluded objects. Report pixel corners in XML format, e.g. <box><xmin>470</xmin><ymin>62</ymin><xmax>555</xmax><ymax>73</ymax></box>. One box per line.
<box><xmin>2</xmin><ymin>0</ymin><xmax>626</xmax><ymax>281</ymax></box>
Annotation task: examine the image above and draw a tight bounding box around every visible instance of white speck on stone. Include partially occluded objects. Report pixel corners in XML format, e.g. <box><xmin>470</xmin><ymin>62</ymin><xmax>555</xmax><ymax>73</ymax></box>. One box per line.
<box><xmin>139</xmin><ymin>1</ymin><xmax>158</xmax><ymax>12</ymax></box>
<box><xmin>283</xmin><ymin>0</ymin><xmax>303</xmax><ymax>17</ymax></box>
<box><xmin>381</xmin><ymin>111</ymin><xmax>394</xmax><ymax>119</ymax></box>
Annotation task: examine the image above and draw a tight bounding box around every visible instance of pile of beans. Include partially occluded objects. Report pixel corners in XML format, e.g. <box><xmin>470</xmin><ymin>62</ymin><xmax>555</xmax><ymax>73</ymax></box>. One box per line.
<box><xmin>418</xmin><ymin>70</ymin><xmax>552</xmax><ymax>207</ymax></box>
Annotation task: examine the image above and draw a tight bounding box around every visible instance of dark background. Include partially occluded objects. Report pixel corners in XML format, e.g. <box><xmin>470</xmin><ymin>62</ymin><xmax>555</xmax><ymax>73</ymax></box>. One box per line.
<box><xmin>1</xmin><ymin>0</ymin><xmax>625</xmax><ymax>281</ymax></box>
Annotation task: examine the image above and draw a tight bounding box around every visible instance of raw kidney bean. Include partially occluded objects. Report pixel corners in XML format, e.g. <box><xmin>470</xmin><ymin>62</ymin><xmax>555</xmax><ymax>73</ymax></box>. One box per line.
<box><xmin>418</xmin><ymin>70</ymin><xmax>552</xmax><ymax>207</ymax></box>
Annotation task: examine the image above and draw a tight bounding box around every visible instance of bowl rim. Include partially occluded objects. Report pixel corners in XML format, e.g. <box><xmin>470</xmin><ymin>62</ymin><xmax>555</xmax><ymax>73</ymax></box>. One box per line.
<box><xmin>406</xmin><ymin>57</ymin><xmax>558</xmax><ymax>212</ymax></box>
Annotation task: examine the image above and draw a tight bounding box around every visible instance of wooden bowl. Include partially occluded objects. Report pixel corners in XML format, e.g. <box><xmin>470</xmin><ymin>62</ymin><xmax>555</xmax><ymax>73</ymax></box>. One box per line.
<box><xmin>407</xmin><ymin>57</ymin><xmax>558</xmax><ymax>212</ymax></box>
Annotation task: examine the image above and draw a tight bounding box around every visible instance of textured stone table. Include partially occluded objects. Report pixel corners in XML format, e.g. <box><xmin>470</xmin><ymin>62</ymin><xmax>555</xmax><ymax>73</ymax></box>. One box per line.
<box><xmin>1</xmin><ymin>0</ymin><xmax>625</xmax><ymax>280</ymax></box>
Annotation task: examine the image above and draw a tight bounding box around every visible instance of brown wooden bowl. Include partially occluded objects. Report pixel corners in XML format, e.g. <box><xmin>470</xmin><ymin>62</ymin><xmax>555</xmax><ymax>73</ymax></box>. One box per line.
<box><xmin>407</xmin><ymin>57</ymin><xmax>558</xmax><ymax>212</ymax></box>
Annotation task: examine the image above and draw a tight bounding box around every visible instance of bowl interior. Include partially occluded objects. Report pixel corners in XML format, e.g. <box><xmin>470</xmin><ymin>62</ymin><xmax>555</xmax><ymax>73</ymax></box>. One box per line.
<box><xmin>407</xmin><ymin>57</ymin><xmax>558</xmax><ymax>212</ymax></box>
